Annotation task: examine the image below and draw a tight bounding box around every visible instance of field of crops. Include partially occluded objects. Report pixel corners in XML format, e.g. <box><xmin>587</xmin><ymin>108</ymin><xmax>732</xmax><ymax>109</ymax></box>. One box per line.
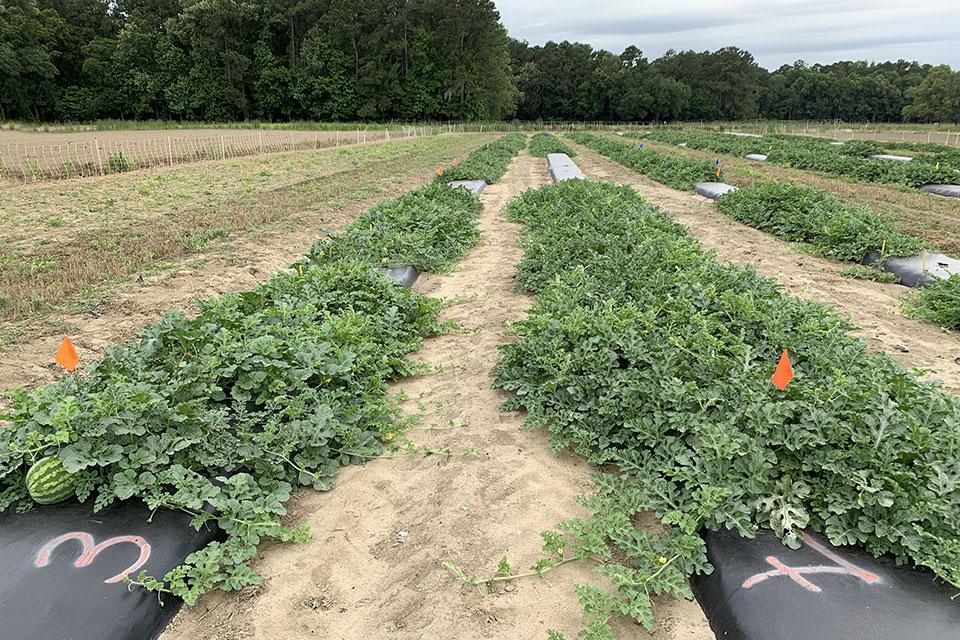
<box><xmin>1</xmin><ymin>123</ymin><xmax>959</xmax><ymax>640</ymax></box>
<box><xmin>633</xmin><ymin>129</ymin><xmax>960</xmax><ymax>188</ymax></box>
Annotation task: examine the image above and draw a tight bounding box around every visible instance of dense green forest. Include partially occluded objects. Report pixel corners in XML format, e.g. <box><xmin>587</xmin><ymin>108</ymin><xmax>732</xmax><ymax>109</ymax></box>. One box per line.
<box><xmin>2</xmin><ymin>0</ymin><xmax>958</xmax><ymax>123</ymax></box>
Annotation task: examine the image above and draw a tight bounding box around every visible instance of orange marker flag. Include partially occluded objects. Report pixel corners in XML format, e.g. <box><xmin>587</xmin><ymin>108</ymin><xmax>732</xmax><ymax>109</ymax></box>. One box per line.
<box><xmin>56</xmin><ymin>336</ymin><xmax>80</xmax><ymax>372</ymax></box>
<box><xmin>772</xmin><ymin>349</ymin><xmax>794</xmax><ymax>391</ymax></box>
<box><xmin>436</xmin><ymin>166</ymin><xmax>444</xmax><ymax>176</ymax></box>
<box><xmin>715</xmin><ymin>166</ymin><xmax>721</xmax><ymax>178</ymax></box>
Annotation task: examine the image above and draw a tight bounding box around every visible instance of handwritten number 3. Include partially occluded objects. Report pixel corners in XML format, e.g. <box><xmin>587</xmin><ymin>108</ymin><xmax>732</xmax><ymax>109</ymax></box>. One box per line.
<box><xmin>35</xmin><ymin>532</ymin><xmax>152</xmax><ymax>584</ymax></box>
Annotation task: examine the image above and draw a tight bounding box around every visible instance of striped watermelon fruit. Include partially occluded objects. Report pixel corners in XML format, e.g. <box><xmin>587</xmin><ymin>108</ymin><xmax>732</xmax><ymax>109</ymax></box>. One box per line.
<box><xmin>26</xmin><ymin>455</ymin><xmax>76</xmax><ymax>505</ymax></box>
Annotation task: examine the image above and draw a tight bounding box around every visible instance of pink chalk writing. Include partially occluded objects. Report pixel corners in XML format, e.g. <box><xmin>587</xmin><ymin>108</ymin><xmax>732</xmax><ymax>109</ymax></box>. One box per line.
<box><xmin>742</xmin><ymin>532</ymin><xmax>880</xmax><ymax>593</ymax></box>
<box><xmin>35</xmin><ymin>532</ymin><xmax>152</xmax><ymax>584</ymax></box>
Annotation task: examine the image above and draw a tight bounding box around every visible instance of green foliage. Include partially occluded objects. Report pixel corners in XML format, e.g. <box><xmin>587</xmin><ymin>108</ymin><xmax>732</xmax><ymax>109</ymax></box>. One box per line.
<box><xmin>715</xmin><ymin>183</ymin><xmax>929</xmax><ymax>261</ymax></box>
<box><xmin>839</xmin><ymin>264</ymin><xmax>901</xmax><ymax>283</ymax></box>
<box><xmin>107</xmin><ymin>152</ymin><xmax>130</xmax><ymax>173</ymax></box>
<box><xmin>494</xmin><ymin>180</ymin><xmax>960</xmax><ymax>636</ymax></box>
<box><xmin>0</xmin><ymin>135</ymin><xmax>524</xmax><ymax>603</ymax></box>
<box><xmin>637</xmin><ymin>130</ymin><xmax>959</xmax><ymax>188</ymax></box>
<box><xmin>902</xmin><ymin>65</ymin><xmax>960</xmax><ymax>123</ymax></box>
<box><xmin>568</xmin><ymin>133</ymin><xmax>716</xmax><ymax>191</ymax></box>
<box><xmin>904</xmin><ymin>276</ymin><xmax>960</xmax><ymax>329</ymax></box>
<box><xmin>528</xmin><ymin>133</ymin><xmax>576</xmax><ymax>158</ymax></box>
<box><xmin>304</xmin><ymin>182</ymin><xmax>483</xmax><ymax>272</ymax></box>
<box><xmin>438</xmin><ymin>133</ymin><xmax>526</xmax><ymax>184</ymax></box>
<box><xmin>1</xmin><ymin>260</ymin><xmax>442</xmax><ymax>603</ymax></box>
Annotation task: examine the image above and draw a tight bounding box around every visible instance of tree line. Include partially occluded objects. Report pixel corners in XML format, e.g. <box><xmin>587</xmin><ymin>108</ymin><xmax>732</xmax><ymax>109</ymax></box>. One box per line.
<box><xmin>2</xmin><ymin>0</ymin><xmax>958</xmax><ymax>123</ymax></box>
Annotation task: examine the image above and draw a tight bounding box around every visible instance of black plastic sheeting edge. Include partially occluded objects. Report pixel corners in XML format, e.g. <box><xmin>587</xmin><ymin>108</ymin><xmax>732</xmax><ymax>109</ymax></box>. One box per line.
<box><xmin>0</xmin><ymin>500</ymin><xmax>221</xmax><ymax>640</ymax></box>
<box><xmin>694</xmin><ymin>182</ymin><xmax>739</xmax><ymax>200</ymax></box>
<box><xmin>864</xmin><ymin>251</ymin><xmax>960</xmax><ymax>288</ymax></box>
<box><xmin>546</xmin><ymin>153</ymin><xmax>585</xmax><ymax>182</ymax></box>
<box><xmin>920</xmin><ymin>184</ymin><xmax>960</xmax><ymax>199</ymax></box>
<box><xmin>691</xmin><ymin>528</ymin><xmax>960</xmax><ymax>640</ymax></box>
<box><xmin>378</xmin><ymin>264</ymin><xmax>420</xmax><ymax>288</ymax></box>
<box><xmin>448</xmin><ymin>180</ymin><xmax>487</xmax><ymax>196</ymax></box>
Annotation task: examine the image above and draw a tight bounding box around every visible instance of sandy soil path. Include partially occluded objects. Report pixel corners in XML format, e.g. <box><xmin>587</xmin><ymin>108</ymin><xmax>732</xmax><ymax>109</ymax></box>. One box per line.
<box><xmin>161</xmin><ymin>152</ymin><xmax>713</xmax><ymax>640</ymax></box>
<box><xmin>573</xmin><ymin>144</ymin><xmax>960</xmax><ymax>393</ymax></box>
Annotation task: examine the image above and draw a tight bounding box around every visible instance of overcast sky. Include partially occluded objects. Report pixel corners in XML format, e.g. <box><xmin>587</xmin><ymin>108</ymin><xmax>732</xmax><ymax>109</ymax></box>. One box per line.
<box><xmin>496</xmin><ymin>0</ymin><xmax>959</xmax><ymax>69</ymax></box>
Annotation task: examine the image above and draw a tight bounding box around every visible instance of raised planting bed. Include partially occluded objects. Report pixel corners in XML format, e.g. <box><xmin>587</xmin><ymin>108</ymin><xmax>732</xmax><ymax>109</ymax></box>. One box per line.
<box><xmin>547</xmin><ymin>153</ymin><xmax>585</xmax><ymax>182</ymax></box>
<box><xmin>865</xmin><ymin>251</ymin><xmax>960</xmax><ymax>288</ymax></box>
<box><xmin>529</xmin><ymin>132</ymin><xmax>577</xmax><ymax>158</ymax></box>
<box><xmin>0</xmin><ymin>135</ymin><xmax>526</xmax><ymax>627</ymax></box>
<box><xmin>715</xmin><ymin>183</ymin><xmax>929</xmax><ymax>262</ymax></box>
<box><xmin>492</xmin><ymin>179</ymin><xmax>960</xmax><ymax>638</ymax></box>
<box><xmin>635</xmin><ymin>130</ymin><xmax>959</xmax><ymax>189</ymax></box>
<box><xmin>869</xmin><ymin>154</ymin><xmax>913</xmax><ymax>162</ymax></box>
<box><xmin>920</xmin><ymin>184</ymin><xmax>960</xmax><ymax>198</ymax></box>
<box><xmin>438</xmin><ymin>133</ymin><xmax>526</xmax><ymax>185</ymax></box>
<box><xmin>378</xmin><ymin>264</ymin><xmax>420</xmax><ymax>288</ymax></box>
<box><xmin>569</xmin><ymin>132</ymin><xmax>716</xmax><ymax>191</ymax></box>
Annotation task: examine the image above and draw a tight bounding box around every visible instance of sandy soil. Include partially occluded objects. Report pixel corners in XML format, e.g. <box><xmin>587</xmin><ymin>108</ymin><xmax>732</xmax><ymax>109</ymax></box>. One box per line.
<box><xmin>573</xmin><ymin>144</ymin><xmax>960</xmax><ymax>393</ymax></box>
<box><xmin>160</xmin><ymin>152</ymin><xmax>714</xmax><ymax>640</ymax></box>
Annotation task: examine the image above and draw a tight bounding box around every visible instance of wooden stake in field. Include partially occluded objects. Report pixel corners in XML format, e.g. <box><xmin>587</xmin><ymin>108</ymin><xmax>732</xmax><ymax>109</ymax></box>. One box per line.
<box><xmin>94</xmin><ymin>139</ymin><xmax>104</xmax><ymax>176</ymax></box>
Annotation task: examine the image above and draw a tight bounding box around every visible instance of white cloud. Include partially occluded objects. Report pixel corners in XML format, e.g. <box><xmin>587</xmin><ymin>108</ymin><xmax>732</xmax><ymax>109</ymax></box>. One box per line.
<box><xmin>494</xmin><ymin>0</ymin><xmax>960</xmax><ymax>68</ymax></box>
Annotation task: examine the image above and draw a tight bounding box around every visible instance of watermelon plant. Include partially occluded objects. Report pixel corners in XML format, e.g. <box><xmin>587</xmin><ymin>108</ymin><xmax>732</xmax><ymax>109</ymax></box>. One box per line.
<box><xmin>568</xmin><ymin>132</ymin><xmax>716</xmax><ymax>190</ymax></box>
<box><xmin>448</xmin><ymin>180</ymin><xmax>960</xmax><ymax>639</ymax></box>
<box><xmin>303</xmin><ymin>181</ymin><xmax>482</xmax><ymax>272</ymax></box>
<box><xmin>528</xmin><ymin>133</ymin><xmax>577</xmax><ymax>158</ymax></box>
<box><xmin>634</xmin><ymin>129</ymin><xmax>959</xmax><ymax>188</ymax></box>
<box><xmin>438</xmin><ymin>133</ymin><xmax>526</xmax><ymax>184</ymax></box>
<box><xmin>904</xmin><ymin>275</ymin><xmax>960</xmax><ymax>330</ymax></box>
<box><xmin>573</xmin><ymin>133</ymin><xmax>959</xmax><ymax>330</ymax></box>
<box><xmin>0</xmin><ymin>138</ymin><xmax>525</xmax><ymax>604</ymax></box>
<box><xmin>714</xmin><ymin>183</ymin><xmax>930</xmax><ymax>261</ymax></box>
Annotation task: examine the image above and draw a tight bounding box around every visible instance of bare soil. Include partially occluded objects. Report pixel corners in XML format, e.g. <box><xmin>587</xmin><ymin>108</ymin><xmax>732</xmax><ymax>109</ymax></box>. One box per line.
<box><xmin>574</xmin><ymin>143</ymin><xmax>960</xmax><ymax>393</ymax></box>
<box><xmin>160</xmin><ymin>151</ymin><xmax>714</xmax><ymax>640</ymax></box>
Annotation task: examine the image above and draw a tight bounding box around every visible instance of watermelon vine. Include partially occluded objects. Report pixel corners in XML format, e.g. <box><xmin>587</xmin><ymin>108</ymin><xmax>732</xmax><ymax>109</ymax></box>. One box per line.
<box><xmin>452</xmin><ymin>180</ymin><xmax>960</xmax><ymax>639</ymax></box>
<box><xmin>0</xmin><ymin>135</ymin><xmax>524</xmax><ymax>604</ymax></box>
<box><xmin>632</xmin><ymin>129</ymin><xmax>960</xmax><ymax>188</ymax></box>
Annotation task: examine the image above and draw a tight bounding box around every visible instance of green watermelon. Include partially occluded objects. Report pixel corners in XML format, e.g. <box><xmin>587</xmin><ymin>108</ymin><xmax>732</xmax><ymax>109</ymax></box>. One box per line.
<box><xmin>26</xmin><ymin>456</ymin><xmax>76</xmax><ymax>505</ymax></box>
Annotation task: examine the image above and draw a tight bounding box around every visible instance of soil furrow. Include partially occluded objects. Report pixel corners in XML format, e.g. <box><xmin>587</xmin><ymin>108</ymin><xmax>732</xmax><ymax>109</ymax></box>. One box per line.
<box><xmin>160</xmin><ymin>151</ymin><xmax>714</xmax><ymax>640</ymax></box>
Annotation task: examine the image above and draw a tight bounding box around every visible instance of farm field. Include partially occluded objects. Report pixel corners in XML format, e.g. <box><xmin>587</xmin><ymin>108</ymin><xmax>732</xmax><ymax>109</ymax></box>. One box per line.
<box><xmin>160</xmin><ymin>147</ymin><xmax>713</xmax><ymax>640</ymax></box>
<box><xmin>0</xmin><ymin>132</ymin><xmax>495</xmax><ymax>390</ymax></box>
<box><xmin>0</xmin><ymin>127</ymin><xmax>413</xmax><ymax>182</ymax></box>
<box><xmin>2</xmin><ymin>126</ymin><xmax>960</xmax><ymax>640</ymax></box>
<box><xmin>564</xmin><ymin>138</ymin><xmax>960</xmax><ymax>390</ymax></box>
<box><xmin>622</xmin><ymin>135</ymin><xmax>960</xmax><ymax>253</ymax></box>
